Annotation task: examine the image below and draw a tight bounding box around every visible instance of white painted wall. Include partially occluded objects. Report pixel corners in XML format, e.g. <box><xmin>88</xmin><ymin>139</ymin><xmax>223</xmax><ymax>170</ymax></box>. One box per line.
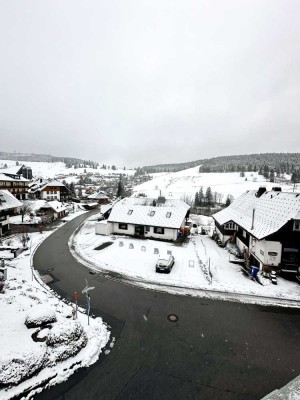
<box><xmin>236</xmin><ymin>237</ymin><xmax>248</xmax><ymax>253</ymax></box>
<box><xmin>41</xmin><ymin>190</ymin><xmax>60</xmax><ymax>201</ymax></box>
<box><xmin>250</xmin><ymin>237</ymin><xmax>282</xmax><ymax>267</ymax></box>
<box><xmin>95</xmin><ymin>221</ymin><xmax>113</xmax><ymax>235</ymax></box>
<box><xmin>215</xmin><ymin>226</ymin><xmax>231</xmax><ymax>246</ymax></box>
<box><xmin>144</xmin><ymin>226</ymin><xmax>177</xmax><ymax>241</ymax></box>
<box><xmin>112</xmin><ymin>222</ymin><xmax>135</xmax><ymax>235</ymax></box>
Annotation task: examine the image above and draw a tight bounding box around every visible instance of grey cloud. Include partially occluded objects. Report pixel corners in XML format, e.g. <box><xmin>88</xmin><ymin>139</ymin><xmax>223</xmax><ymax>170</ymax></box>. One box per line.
<box><xmin>0</xmin><ymin>0</ymin><xmax>300</xmax><ymax>167</ymax></box>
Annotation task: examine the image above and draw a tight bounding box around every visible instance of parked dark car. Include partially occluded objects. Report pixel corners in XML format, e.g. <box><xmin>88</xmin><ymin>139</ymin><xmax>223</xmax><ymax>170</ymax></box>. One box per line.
<box><xmin>155</xmin><ymin>254</ymin><xmax>175</xmax><ymax>273</ymax></box>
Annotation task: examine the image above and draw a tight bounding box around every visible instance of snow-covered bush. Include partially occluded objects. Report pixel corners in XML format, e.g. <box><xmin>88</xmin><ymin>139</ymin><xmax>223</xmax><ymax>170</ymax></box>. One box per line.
<box><xmin>25</xmin><ymin>305</ymin><xmax>57</xmax><ymax>328</ymax></box>
<box><xmin>46</xmin><ymin>320</ymin><xmax>87</xmax><ymax>363</ymax></box>
<box><xmin>0</xmin><ymin>347</ymin><xmax>46</xmax><ymax>386</ymax></box>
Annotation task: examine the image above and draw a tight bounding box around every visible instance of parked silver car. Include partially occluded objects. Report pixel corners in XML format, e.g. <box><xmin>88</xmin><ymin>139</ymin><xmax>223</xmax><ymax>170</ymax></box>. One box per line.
<box><xmin>155</xmin><ymin>254</ymin><xmax>175</xmax><ymax>273</ymax></box>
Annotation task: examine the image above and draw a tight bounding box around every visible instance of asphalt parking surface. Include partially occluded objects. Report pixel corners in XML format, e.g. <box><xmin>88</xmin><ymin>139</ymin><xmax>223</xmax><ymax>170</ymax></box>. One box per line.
<box><xmin>34</xmin><ymin>212</ymin><xmax>300</xmax><ymax>400</ymax></box>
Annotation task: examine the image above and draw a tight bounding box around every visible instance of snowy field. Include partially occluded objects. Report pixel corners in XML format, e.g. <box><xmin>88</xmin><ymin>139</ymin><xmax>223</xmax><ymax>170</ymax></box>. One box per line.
<box><xmin>72</xmin><ymin>218</ymin><xmax>300</xmax><ymax>307</ymax></box>
<box><xmin>0</xmin><ymin>159</ymin><xmax>135</xmax><ymax>180</ymax></box>
<box><xmin>133</xmin><ymin>166</ymin><xmax>298</xmax><ymax>201</ymax></box>
<box><xmin>0</xmin><ymin>212</ymin><xmax>111</xmax><ymax>400</ymax></box>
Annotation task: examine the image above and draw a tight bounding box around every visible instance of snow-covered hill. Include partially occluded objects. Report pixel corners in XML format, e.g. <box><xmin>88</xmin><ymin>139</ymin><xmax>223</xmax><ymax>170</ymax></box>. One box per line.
<box><xmin>132</xmin><ymin>166</ymin><xmax>296</xmax><ymax>201</ymax></box>
<box><xmin>0</xmin><ymin>160</ymin><xmax>135</xmax><ymax>180</ymax></box>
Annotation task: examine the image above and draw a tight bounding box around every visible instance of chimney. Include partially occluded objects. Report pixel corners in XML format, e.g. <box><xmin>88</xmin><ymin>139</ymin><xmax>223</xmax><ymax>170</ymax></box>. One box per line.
<box><xmin>256</xmin><ymin>187</ymin><xmax>267</xmax><ymax>198</ymax></box>
<box><xmin>251</xmin><ymin>208</ymin><xmax>255</xmax><ymax>230</ymax></box>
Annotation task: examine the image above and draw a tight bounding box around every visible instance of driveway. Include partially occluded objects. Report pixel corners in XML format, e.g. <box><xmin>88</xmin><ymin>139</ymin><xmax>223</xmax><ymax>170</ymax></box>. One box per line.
<box><xmin>34</xmin><ymin>212</ymin><xmax>300</xmax><ymax>400</ymax></box>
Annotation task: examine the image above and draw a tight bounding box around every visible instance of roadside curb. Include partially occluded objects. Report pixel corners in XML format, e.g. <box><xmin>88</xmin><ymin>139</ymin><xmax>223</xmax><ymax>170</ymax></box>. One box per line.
<box><xmin>261</xmin><ymin>375</ymin><xmax>300</xmax><ymax>399</ymax></box>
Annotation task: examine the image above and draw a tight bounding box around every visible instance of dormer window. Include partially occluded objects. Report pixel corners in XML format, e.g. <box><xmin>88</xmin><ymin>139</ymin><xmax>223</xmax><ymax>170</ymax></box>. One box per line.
<box><xmin>225</xmin><ymin>222</ymin><xmax>235</xmax><ymax>230</ymax></box>
<box><xmin>166</xmin><ymin>212</ymin><xmax>171</xmax><ymax>218</ymax></box>
<box><xmin>150</xmin><ymin>210</ymin><xmax>155</xmax><ymax>216</ymax></box>
<box><xmin>294</xmin><ymin>220</ymin><xmax>300</xmax><ymax>231</ymax></box>
<box><xmin>128</xmin><ymin>209</ymin><xmax>133</xmax><ymax>215</ymax></box>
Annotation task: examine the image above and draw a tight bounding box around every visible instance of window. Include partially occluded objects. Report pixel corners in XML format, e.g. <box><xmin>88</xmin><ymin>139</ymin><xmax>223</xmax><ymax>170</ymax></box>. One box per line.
<box><xmin>154</xmin><ymin>226</ymin><xmax>164</xmax><ymax>234</ymax></box>
<box><xmin>243</xmin><ymin>230</ymin><xmax>247</xmax><ymax>238</ymax></box>
<box><xmin>294</xmin><ymin>220</ymin><xmax>300</xmax><ymax>231</ymax></box>
<box><xmin>118</xmin><ymin>223</ymin><xmax>128</xmax><ymax>230</ymax></box>
<box><xmin>225</xmin><ymin>222</ymin><xmax>235</xmax><ymax>230</ymax></box>
<box><xmin>150</xmin><ymin>210</ymin><xmax>155</xmax><ymax>216</ymax></box>
<box><xmin>166</xmin><ymin>212</ymin><xmax>171</xmax><ymax>218</ymax></box>
<box><xmin>128</xmin><ymin>210</ymin><xmax>133</xmax><ymax>215</ymax></box>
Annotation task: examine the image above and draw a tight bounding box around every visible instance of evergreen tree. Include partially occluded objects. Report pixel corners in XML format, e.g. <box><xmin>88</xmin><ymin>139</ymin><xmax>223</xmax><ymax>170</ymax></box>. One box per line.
<box><xmin>225</xmin><ymin>194</ymin><xmax>233</xmax><ymax>206</ymax></box>
<box><xmin>69</xmin><ymin>182</ymin><xmax>76</xmax><ymax>197</ymax></box>
<box><xmin>116</xmin><ymin>177</ymin><xmax>125</xmax><ymax>197</ymax></box>
<box><xmin>198</xmin><ymin>187</ymin><xmax>204</xmax><ymax>206</ymax></box>
<box><xmin>291</xmin><ymin>171</ymin><xmax>300</xmax><ymax>183</ymax></box>
<box><xmin>194</xmin><ymin>192</ymin><xmax>199</xmax><ymax>206</ymax></box>
<box><xmin>205</xmin><ymin>187</ymin><xmax>213</xmax><ymax>206</ymax></box>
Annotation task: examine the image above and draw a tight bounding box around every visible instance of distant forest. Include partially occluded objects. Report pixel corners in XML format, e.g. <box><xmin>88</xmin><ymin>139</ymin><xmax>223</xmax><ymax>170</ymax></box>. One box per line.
<box><xmin>0</xmin><ymin>151</ymin><xmax>98</xmax><ymax>168</ymax></box>
<box><xmin>143</xmin><ymin>153</ymin><xmax>300</xmax><ymax>175</ymax></box>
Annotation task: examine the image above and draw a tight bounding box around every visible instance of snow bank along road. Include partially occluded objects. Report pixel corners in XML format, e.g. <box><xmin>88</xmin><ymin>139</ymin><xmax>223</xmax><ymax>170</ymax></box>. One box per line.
<box><xmin>34</xmin><ymin>213</ymin><xmax>300</xmax><ymax>400</ymax></box>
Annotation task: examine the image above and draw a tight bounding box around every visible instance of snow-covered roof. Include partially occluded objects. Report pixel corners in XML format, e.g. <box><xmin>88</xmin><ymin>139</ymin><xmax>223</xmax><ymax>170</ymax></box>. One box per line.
<box><xmin>88</xmin><ymin>191</ymin><xmax>109</xmax><ymax>200</ymax></box>
<box><xmin>0</xmin><ymin>190</ymin><xmax>22</xmax><ymax>211</ymax></box>
<box><xmin>40</xmin><ymin>180</ymin><xmax>66</xmax><ymax>191</ymax></box>
<box><xmin>41</xmin><ymin>201</ymin><xmax>67</xmax><ymax>213</ymax></box>
<box><xmin>108</xmin><ymin>197</ymin><xmax>190</xmax><ymax>229</ymax></box>
<box><xmin>213</xmin><ymin>190</ymin><xmax>300</xmax><ymax>239</ymax></box>
<box><xmin>2</xmin><ymin>166</ymin><xmax>21</xmax><ymax>175</ymax></box>
<box><xmin>0</xmin><ymin>173</ymin><xmax>29</xmax><ymax>182</ymax></box>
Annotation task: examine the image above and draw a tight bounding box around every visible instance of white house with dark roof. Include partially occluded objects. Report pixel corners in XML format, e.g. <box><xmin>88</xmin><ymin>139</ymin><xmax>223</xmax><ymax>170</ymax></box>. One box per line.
<box><xmin>0</xmin><ymin>190</ymin><xmax>22</xmax><ymax>236</ymax></box>
<box><xmin>213</xmin><ymin>188</ymin><xmax>300</xmax><ymax>273</ymax></box>
<box><xmin>38</xmin><ymin>200</ymin><xmax>67</xmax><ymax>220</ymax></box>
<box><xmin>28</xmin><ymin>180</ymin><xmax>70</xmax><ymax>201</ymax></box>
<box><xmin>88</xmin><ymin>190</ymin><xmax>109</xmax><ymax>204</ymax></box>
<box><xmin>95</xmin><ymin>197</ymin><xmax>190</xmax><ymax>241</ymax></box>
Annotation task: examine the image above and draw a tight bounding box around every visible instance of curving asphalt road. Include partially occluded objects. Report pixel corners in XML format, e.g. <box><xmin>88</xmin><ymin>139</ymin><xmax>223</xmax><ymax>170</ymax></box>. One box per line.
<box><xmin>34</xmin><ymin>212</ymin><xmax>300</xmax><ymax>400</ymax></box>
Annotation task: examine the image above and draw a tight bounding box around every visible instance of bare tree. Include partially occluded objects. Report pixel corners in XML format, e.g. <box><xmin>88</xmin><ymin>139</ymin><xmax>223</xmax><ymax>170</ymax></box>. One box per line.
<box><xmin>15</xmin><ymin>225</ymin><xmax>30</xmax><ymax>248</ymax></box>
<box><xmin>181</xmin><ymin>194</ymin><xmax>194</xmax><ymax>206</ymax></box>
<box><xmin>20</xmin><ymin>203</ymin><xmax>33</xmax><ymax>223</ymax></box>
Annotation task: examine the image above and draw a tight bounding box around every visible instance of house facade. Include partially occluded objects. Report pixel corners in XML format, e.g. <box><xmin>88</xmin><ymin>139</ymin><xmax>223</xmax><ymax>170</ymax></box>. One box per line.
<box><xmin>0</xmin><ymin>190</ymin><xmax>22</xmax><ymax>236</ymax></box>
<box><xmin>88</xmin><ymin>190</ymin><xmax>109</xmax><ymax>204</ymax></box>
<box><xmin>0</xmin><ymin>173</ymin><xmax>29</xmax><ymax>200</ymax></box>
<box><xmin>213</xmin><ymin>188</ymin><xmax>300</xmax><ymax>274</ymax></box>
<box><xmin>38</xmin><ymin>201</ymin><xmax>67</xmax><ymax>221</ymax></box>
<box><xmin>95</xmin><ymin>197</ymin><xmax>190</xmax><ymax>241</ymax></box>
<box><xmin>29</xmin><ymin>180</ymin><xmax>70</xmax><ymax>201</ymax></box>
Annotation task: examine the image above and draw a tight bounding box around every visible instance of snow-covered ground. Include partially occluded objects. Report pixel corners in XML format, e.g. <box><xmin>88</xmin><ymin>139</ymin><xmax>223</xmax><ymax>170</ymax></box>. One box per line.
<box><xmin>0</xmin><ymin>160</ymin><xmax>135</xmax><ymax>180</ymax></box>
<box><xmin>72</xmin><ymin>217</ymin><xmax>300</xmax><ymax>307</ymax></box>
<box><xmin>0</xmin><ymin>211</ymin><xmax>111</xmax><ymax>400</ymax></box>
<box><xmin>133</xmin><ymin>166</ymin><xmax>298</xmax><ymax>201</ymax></box>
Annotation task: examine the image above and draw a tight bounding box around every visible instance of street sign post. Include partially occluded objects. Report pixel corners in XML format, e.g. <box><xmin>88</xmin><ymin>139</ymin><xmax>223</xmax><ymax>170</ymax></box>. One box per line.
<box><xmin>82</xmin><ymin>279</ymin><xmax>95</xmax><ymax>325</ymax></box>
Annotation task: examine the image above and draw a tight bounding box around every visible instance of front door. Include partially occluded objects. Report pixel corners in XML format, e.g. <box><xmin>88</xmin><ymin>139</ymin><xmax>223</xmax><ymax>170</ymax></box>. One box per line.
<box><xmin>135</xmin><ymin>225</ymin><xmax>145</xmax><ymax>236</ymax></box>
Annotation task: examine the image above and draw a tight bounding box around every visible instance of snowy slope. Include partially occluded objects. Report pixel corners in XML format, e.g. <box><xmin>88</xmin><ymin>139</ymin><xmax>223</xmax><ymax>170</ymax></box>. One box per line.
<box><xmin>0</xmin><ymin>160</ymin><xmax>135</xmax><ymax>180</ymax></box>
<box><xmin>133</xmin><ymin>166</ymin><xmax>297</xmax><ymax>200</ymax></box>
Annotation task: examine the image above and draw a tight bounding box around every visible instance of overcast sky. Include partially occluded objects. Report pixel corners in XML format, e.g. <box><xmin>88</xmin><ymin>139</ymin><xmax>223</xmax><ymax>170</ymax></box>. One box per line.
<box><xmin>0</xmin><ymin>1</ymin><xmax>299</xmax><ymax>167</ymax></box>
